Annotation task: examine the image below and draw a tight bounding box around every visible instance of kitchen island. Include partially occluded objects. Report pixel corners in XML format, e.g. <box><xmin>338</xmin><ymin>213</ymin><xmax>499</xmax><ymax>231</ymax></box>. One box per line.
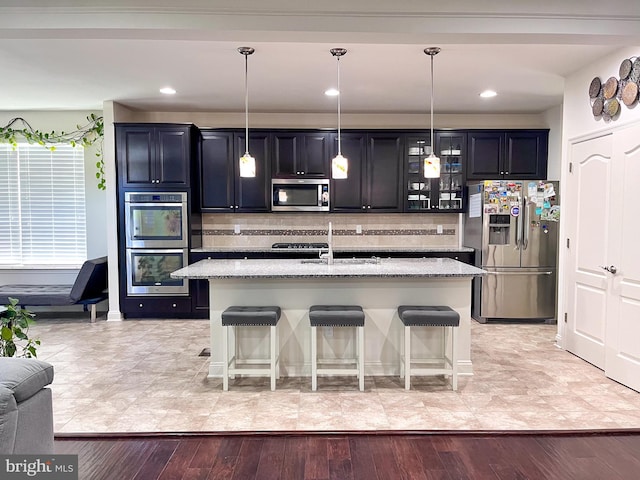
<box><xmin>172</xmin><ymin>257</ymin><xmax>484</xmax><ymax>379</ymax></box>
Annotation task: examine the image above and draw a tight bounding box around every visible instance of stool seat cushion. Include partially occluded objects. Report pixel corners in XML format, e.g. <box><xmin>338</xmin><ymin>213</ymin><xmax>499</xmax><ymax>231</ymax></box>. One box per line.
<box><xmin>222</xmin><ymin>306</ymin><xmax>281</xmax><ymax>326</ymax></box>
<box><xmin>398</xmin><ymin>305</ymin><xmax>460</xmax><ymax>327</ymax></box>
<box><xmin>309</xmin><ymin>305</ymin><xmax>364</xmax><ymax>327</ymax></box>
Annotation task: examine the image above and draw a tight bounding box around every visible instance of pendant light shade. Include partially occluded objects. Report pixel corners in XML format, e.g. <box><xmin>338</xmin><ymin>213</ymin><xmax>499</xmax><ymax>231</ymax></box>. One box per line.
<box><xmin>423</xmin><ymin>47</ymin><xmax>441</xmax><ymax>179</ymax></box>
<box><xmin>238</xmin><ymin>46</ymin><xmax>256</xmax><ymax>178</ymax></box>
<box><xmin>330</xmin><ymin>48</ymin><xmax>348</xmax><ymax>179</ymax></box>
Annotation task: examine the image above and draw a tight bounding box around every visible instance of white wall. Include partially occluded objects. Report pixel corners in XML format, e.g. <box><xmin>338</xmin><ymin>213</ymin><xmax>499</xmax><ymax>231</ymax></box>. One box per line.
<box><xmin>557</xmin><ymin>46</ymin><xmax>640</xmax><ymax>342</ymax></box>
<box><xmin>127</xmin><ymin>111</ymin><xmax>549</xmax><ymax>130</ymax></box>
<box><xmin>542</xmin><ymin>104</ymin><xmax>563</xmax><ymax>181</ymax></box>
<box><xmin>0</xmin><ymin>110</ymin><xmax>107</xmax><ymax>285</ymax></box>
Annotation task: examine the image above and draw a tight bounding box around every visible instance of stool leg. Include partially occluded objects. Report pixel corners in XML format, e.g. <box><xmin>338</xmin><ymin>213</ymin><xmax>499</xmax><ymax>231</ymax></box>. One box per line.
<box><xmin>311</xmin><ymin>325</ymin><xmax>318</xmax><ymax>391</ymax></box>
<box><xmin>222</xmin><ymin>325</ymin><xmax>229</xmax><ymax>391</ymax></box>
<box><xmin>404</xmin><ymin>325</ymin><xmax>411</xmax><ymax>390</ymax></box>
<box><xmin>358</xmin><ymin>325</ymin><xmax>365</xmax><ymax>392</ymax></box>
<box><xmin>90</xmin><ymin>304</ymin><xmax>97</xmax><ymax>323</ymax></box>
<box><xmin>276</xmin><ymin>324</ymin><xmax>281</xmax><ymax>380</ymax></box>
<box><xmin>270</xmin><ymin>325</ymin><xmax>277</xmax><ymax>391</ymax></box>
<box><xmin>452</xmin><ymin>326</ymin><xmax>458</xmax><ymax>391</ymax></box>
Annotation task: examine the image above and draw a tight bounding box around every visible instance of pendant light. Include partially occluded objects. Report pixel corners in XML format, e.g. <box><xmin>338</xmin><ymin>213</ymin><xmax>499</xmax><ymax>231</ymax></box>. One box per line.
<box><xmin>423</xmin><ymin>47</ymin><xmax>441</xmax><ymax>178</ymax></box>
<box><xmin>238</xmin><ymin>46</ymin><xmax>256</xmax><ymax>178</ymax></box>
<box><xmin>330</xmin><ymin>48</ymin><xmax>348</xmax><ymax>179</ymax></box>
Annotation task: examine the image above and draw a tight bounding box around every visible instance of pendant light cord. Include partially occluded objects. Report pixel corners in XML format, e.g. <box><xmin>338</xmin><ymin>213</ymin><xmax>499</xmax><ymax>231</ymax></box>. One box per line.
<box><xmin>336</xmin><ymin>55</ymin><xmax>342</xmax><ymax>156</ymax></box>
<box><xmin>429</xmin><ymin>52</ymin><xmax>434</xmax><ymax>155</ymax></box>
<box><xmin>244</xmin><ymin>52</ymin><xmax>249</xmax><ymax>155</ymax></box>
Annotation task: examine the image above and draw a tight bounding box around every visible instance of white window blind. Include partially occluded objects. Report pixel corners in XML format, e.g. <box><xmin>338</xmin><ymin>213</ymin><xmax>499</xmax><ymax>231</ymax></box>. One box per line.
<box><xmin>0</xmin><ymin>143</ymin><xmax>87</xmax><ymax>266</ymax></box>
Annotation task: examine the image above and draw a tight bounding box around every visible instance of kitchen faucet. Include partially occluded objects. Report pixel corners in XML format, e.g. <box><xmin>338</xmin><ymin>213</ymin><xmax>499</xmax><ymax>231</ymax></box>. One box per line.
<box><xmin>320</xmin><ymin>221</ymin><xmax>334</xmax><ymax>265</ymax></box>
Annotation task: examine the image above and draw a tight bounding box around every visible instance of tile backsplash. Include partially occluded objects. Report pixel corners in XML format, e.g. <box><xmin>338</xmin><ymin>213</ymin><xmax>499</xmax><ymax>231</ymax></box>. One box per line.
<box><xmin>199</xmin><ymin>213</ymin><xmax>461</xmax><ymax>249</ymax></box>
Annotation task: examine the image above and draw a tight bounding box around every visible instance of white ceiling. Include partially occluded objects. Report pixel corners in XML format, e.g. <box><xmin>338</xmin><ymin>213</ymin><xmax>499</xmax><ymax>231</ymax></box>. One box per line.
<box><xmin>0</xmin><ymin>1</ymin><xmax>638</xmax><ymax>115</ymax></box>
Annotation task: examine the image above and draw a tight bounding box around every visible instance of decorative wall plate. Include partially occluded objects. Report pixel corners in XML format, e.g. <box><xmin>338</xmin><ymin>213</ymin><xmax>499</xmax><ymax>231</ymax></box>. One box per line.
<box><xmin>604</xmin><ymin>98</ymin><xmax>620</xmax><ymax>118</ymax></box>
<box><xmin>619</xmin><ymin>58</ymin><xmax>633</xmax><ymax>80</ymax></box>
<box><xmin>592</xmin><ymin>97</ymin><xmax>604</xmax><ymax>116</ymax></box>
<box><xmin>603</xmin><ymin>77</ymin><xmax>618</xmax><ymax>99</ymax></box>
<box><xmin>622</xmin><ymin>81</ymin><xmax>638</xmax><ymax>106</ymax></box>
<box><xmin>632</xmin><ymin>58</ymin><xmax>640</xmax><ymax>82</ymax></box>
<box><xmin>589</xmin><ymin>77</ymin><xmax>602</xmax><ymax>98</ymax></box>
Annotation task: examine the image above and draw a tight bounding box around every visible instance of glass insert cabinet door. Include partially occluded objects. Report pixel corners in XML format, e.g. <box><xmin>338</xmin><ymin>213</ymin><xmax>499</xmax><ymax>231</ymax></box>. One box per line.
<box><xmin>405</xmin><ymin>132</ymin><xmax>466</xmax><ymax>212</ymax></box>
<box><xmin>405</xmin><ymin>136</ymin><xmax>432</xmax><ymax>211</ymax></box>
<box><xmin>437</xmin><ymin>132</ymin><xmax>465</xmax><ymax>211</ymax></box>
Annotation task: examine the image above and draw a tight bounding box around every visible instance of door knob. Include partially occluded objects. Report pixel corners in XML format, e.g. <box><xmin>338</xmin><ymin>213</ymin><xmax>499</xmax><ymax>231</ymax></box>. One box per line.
<box><xmin>600</xmin><ymin>265</ymin><xmax>617</xmax><ymax>274</ymax></box>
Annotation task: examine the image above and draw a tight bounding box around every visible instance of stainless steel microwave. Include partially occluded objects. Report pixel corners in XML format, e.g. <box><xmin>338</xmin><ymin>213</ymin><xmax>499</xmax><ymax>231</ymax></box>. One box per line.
<box><xmin>271</xmin><ymin>179</ymin><xmax>330</xmax><ymax>212</ymax></box>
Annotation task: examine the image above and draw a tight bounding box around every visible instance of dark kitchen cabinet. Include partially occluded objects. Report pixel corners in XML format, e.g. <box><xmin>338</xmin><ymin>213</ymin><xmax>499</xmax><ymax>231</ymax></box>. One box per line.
<box><xmin>121</xmin><ymin>297</ymin><xmax>194</xmax><ymax>318</ymax></box>
<box><xmin>405</xmin><ymin>131</ymin><xmax>466</xmax><ymax>213</ymax></box>
<box><xmin>272</xmin><ymin>131</ymin><xmax>330</xmax><ymax>177</ymax></box>
<box><xmin>198</xmin><ymin>129</ymin><xmax>270</xmax><ymax>212</ymax></box>
<box><xmin>116</xmin><ymin>124</ymin><xmax>193</xmax><ymax>188</ymax></box>
<box><xmin>331</xmin><ymin>131</ymin><xmax>403</xmax><ymax>213</ymax></box>
<box><xmin>467</xmin><ymin>130</ymin><xmax>548</xmax><ymax>180</ymax></box>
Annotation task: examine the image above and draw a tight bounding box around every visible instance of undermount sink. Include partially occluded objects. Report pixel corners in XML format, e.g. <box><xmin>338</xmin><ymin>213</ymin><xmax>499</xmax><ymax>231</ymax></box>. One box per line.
<box><xmin>301</xmin><ymin>257</ymin><xmax>381</xmax><ymax>265</ymax></box>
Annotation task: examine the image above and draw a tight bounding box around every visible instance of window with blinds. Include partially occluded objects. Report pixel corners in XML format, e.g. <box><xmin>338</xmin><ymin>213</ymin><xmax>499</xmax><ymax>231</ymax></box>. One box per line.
<box><xmin>0</xmin><ymin>143</ymin><xmax>87</xmax><ymax>266</ymax></box>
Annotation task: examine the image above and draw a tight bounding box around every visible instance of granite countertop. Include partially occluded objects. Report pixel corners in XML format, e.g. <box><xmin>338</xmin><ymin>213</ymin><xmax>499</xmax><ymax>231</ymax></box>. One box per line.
<box><xmin>172</xmin><ymin>257</ymin><xmax>485</xmax><ymax>280</ymax></box>
<box><xmin>191</xmin><ymin>246</ymin><xmax>475</xmax><ymax>254</ymax></box>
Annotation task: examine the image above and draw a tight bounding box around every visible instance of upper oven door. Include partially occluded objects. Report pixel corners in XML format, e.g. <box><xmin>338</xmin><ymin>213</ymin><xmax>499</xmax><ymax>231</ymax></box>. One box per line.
<box><xmin>125</xmin><ymin>192</ymin><xmax>188</xmax><ymax>248</ymax></box>
<box><xmin>271</xmin><ymin>179</ymin><xmax>329</xmax><ymax>212</ymax></box>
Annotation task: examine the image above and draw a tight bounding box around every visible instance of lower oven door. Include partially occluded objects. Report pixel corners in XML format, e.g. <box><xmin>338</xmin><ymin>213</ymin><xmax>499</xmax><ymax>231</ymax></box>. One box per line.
<box><xmin>126</xmin><ymin>249</ymin><xmax>189</xmax><ymax>296</ymax></box>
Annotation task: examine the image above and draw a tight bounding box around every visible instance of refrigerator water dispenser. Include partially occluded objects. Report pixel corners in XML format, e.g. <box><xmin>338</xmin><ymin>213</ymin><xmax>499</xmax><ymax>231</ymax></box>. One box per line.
<box><xmin>488</xmin><ymin>214</ymin><xmax>510</xmax><ymax>245</ymax></box>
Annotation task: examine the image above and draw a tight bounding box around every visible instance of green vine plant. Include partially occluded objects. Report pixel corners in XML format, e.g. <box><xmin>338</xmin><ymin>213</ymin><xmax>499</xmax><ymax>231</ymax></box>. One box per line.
<box><xmin>0</xmin><ymin>113</ymin><xmax>106</xmax><ymax>190</ymax></box>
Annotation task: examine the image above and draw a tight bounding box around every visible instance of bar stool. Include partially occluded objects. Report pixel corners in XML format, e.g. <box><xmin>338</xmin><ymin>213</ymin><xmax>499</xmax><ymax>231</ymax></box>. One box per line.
<box><xmin>309</xmin><ymin>305</ymin><xmax>365</xmax><ymax>391</ymax></box>
<box><xmin>221</xmin><ymin>306</ymin><xmax>281</xmax><ymax>391</ymax></box>
<box><xmin>397</xmin><ymin>305</ymin><xmax>460</xmax><ymax>391</ymax></box>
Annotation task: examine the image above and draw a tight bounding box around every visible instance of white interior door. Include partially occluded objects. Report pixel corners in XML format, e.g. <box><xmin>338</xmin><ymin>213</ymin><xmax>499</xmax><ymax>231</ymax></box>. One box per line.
<box><xmin>605</xmin><ymin>125</ymin><xmax>640</xmax><ymax>392</ymax></box>
<box><xmin>564</xmin><ymin>134</ymin><xmax>613</xmax><ymax>368</ymax></box>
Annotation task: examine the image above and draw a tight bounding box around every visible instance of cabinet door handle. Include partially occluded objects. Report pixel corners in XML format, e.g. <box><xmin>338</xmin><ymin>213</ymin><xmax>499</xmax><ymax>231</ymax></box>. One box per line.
<box><xmin>367</xmin><ymin>205</ymin><xmax>371</xmax><ymax>209</ymax></box>
<box><xmin>172</xmin><ymin>303</ymin><xmax>177</xmax><ymax>308</ymax></box>
<box><xmin>139</xmin><ymin>304</ymin><xmax>143</xmax><ymax>308</ymax></box>
<box><xmin>500</xmin><ymin>171</ymin><xmax>504</xmax><ymax>175</ymax></box>
<box><xmin>362</xmin><ymin>206</ymin><xmax>366</xmax><ymax>209</ymax></box>
<box><xmin>505</xmin><ymin>171</ymin><xmax>509</xmax><ymax>175</ymax></box>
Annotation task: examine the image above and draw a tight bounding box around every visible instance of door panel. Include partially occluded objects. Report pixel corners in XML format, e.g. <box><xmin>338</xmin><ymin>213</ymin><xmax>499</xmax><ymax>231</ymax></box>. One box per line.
<box><xmin>521</xmin><ymin>194</ymin><xmax>559</xmax><ymax>268</ymax></box>
<box><xmin>482</xmin><ymin>213</ymin><xmax>520</xmax><ymax>268</ymax></box>
<box><xmin>565</xmin><ymin>134</ymin><xmax>613</xmax><ymax>369</ymax></box>
<box><xmin>481</xmin><ymin>268</ymin><xmax>556</xmax><ymax>319</ymax></box>
<box><xmin>605</xmin><ymin>125</ymin><xmax>640</xmax><ymax>392</ymax></box>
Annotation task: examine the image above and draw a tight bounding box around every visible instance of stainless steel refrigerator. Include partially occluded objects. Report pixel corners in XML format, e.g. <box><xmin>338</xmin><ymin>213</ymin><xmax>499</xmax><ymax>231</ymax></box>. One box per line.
<box><xmin>464</xmin><ymin>180</ymin><xmax>560</xmax><ymax>323</ymax></box>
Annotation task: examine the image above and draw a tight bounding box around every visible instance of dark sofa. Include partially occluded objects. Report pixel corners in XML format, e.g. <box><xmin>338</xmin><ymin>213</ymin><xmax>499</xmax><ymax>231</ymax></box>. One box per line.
<box><xmin>0</xmin><ymin>256</ymin><xmax>108</xmax><ymax>322</ymax></box>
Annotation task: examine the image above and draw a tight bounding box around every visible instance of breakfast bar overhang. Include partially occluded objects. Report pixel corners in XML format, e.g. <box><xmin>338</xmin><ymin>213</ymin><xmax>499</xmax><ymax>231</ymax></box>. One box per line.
<box><xmin>172</xmin><ymin>257</ymin><xmax>485</xmax><ymax>379</ymax></box>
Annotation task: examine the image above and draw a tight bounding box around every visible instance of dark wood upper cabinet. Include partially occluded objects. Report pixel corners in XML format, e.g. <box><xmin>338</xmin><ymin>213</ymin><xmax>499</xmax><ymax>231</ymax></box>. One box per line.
<box><xmin>331</xmin><ymin>131</ymin><xmax>403</xmax><ymax>213</ymax></box>
<box><xmin>199</xmin><ymin>130</ymin><xmax>235</xmax><ymax>210</ymax></box>
<box><xmin>331</xmin><ymin>132</ymin><xmax>366</xmax><ymax>212</ymax></box>
<box><xmin>198</xmin><ymin>129</ymin><xmax>270</xmax><ymax>212</ymax></box>
<box><xmin>272</xmin><ymin>131</ymin><xmax>330</xmax><ymax>177</ymax></box>
<box><xmin>404</xmin><ymin>132</ymin><xmax>466</xmax><ymax>213</ymax></box>
<box><xmin>116</xmin><ymin>124</ymin><xmax>192</xmax><ymax>188</ymax></box>
<box><xmin>467</xmin><ymin>130</ymin><xmax>548</xmax><ymax>180</ymax></box>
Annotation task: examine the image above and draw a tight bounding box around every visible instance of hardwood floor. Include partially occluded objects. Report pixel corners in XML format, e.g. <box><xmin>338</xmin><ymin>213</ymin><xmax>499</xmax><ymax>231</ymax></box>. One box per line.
<box><xmin>54</xmin><ymin>431</ymin><xmax>640</xmax><ymax>480</ymax></box>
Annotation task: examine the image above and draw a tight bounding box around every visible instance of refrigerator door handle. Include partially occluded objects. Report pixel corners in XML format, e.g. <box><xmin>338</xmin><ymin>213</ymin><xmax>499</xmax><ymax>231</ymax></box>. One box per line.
<box><xmin>486</xmin><ymin>270</ymin><xmax>553</xmax><ymax>275</ymax></box>
<box><xmin>522</xmin><ymin>196</ymin><xmax>529</xmax><ymax>250</ymax></box>
<box><xmin>515</xmin><ymin>206</ymin><xmax>522</xmax><ymax>249</ymax></box>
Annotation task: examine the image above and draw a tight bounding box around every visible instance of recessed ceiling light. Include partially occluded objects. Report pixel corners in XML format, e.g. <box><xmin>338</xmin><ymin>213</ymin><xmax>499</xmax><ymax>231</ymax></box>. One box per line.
<box><xmin>480</xmin><ymin>90</ymin><xmax>497</xmax><ymax>98</ymax></box>
<box><xmin>325</xmin><ymin>88</ymin><xmax>339</xmax><ymax>96</ymax></box>
<box><xmin>160</xmin><ymin>87</ymin><xmax>176</xmax><ymax>95</ymax></box>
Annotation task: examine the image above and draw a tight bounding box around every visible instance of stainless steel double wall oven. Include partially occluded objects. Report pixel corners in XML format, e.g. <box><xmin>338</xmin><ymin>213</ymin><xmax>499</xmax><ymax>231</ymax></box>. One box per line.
<box><xmin>124</xmin><ymin>192</ymin><xmax>189</xmax><ymax>295</ymax></box>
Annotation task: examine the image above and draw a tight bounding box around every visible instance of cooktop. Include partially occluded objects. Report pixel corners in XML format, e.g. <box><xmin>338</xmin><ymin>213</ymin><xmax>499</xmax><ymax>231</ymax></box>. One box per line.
<box><xmin>271</xmin><ymin>242</ymin><xmax>329</xmax><ymax>249</ymax></box>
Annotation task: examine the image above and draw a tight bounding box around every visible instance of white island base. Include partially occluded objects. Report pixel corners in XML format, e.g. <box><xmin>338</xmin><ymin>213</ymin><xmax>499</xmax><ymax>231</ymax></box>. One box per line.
<box><xmin>206</xmin><ymin>276</ymin><xmax>474</xmax><ymax>379</ymax></box>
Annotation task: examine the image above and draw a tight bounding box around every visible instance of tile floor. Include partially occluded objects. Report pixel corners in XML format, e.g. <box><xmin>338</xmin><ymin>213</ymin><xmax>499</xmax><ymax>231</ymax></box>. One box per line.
<box><xmin>29</xmin><ymin>314</ymin><xmax>640</xmax><ymax>433</ymax></box>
